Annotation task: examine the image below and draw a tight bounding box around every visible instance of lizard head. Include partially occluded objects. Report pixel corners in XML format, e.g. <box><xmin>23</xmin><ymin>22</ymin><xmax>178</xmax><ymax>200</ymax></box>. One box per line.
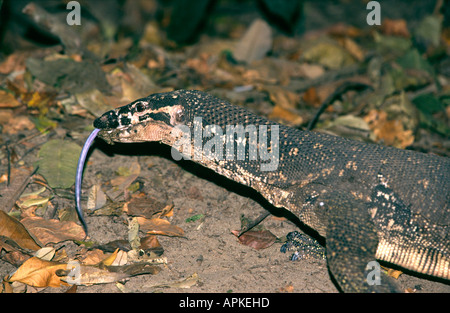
<box><xmin>93</xmin><ymin>90</ymin><xmax>192</xmax><ymax>144</ymax></box>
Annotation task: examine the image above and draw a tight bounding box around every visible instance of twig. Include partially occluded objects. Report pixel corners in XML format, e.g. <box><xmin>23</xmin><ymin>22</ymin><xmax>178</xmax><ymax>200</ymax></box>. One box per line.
<box><xmin>307</xmin><ymin>81</ymin><xmax>373</xmax><ymax>131</ymax></box>
<box><xmin>238</xmin><ymin>210</ymin><xmax>271</xmax><ymax>237</ymax></box>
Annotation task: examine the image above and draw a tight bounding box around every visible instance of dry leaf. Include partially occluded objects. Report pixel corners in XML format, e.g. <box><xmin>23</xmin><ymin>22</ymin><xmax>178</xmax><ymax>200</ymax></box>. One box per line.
<box><xmin>185</xmin><ymin>53</ymin><xmax>214</xmax><ymax>76</ymax></box>
<box><xmin>75</xmin><ymin>89</ymin><xmax>112</xmax><ymax>118</ymax></box>
<box><xmin>298</xmin><ymin>63</ymin><xmax>325</xmax><ymax>79</ymax></box>
<box><xmin>0</xmin><ymin>211</ymin><xmax>41</xmax><ymax>251</ymax></box>
<box><xmin>79</xmin><ymin>249</ymin><xmax>110</xmax><ymax>265</ymax></box>
<box><xmin>233</xmin><ymin>19</ymin><xmax>272</xmax><ymax>63</ymax></box>
<box><xmin>24</xmin><ymin>91</ymin><xmax>55</xmax><ymax>115</ymax></box>
<box><xmin>139</xmin><ymin>235</ymin><xmax>164</xmax><ymax>257</ymax></box>
<box><xmin>137</xmin><ymin>217</ymin><xmax>184</xmax><ymax>237</ymax></box>
<box><xmin>126</xmin><ymin>194</ymin><xmax>173</xmax><ymax>219</ymax></box>
<box><xmin>0</xmin><ymin>237</ymin><xmax>32</xmax><ymax>266</ymax></box>
<box><xmin>34</xmin><ymin>247</ymin><xmax>56</xmax><ymax>261</ymax></box>
<box><xmin>339</xmin><ymin>37</ymin><xmax>365</xmax><ymax>61</ymax></box>
<box><xmin>0</xmin><ymin>167</ymin><xmax>35</xmax><ymax>214</ymax></box>
<box><xmin>110</xmin><ymin>262</ymin><xmax>161</xmax><ymax>277</ymax></box>
<box><xmin>149</xmin><ymin>273</ymin><xmax>199</xmax><ymax>289</ymax></box>
<box><xmin>18</xmin><ymin>196</ymin><xmax>51</xmax><ymax>209</ymax></box>
<box><xmin>231</xmin><ymin>229</ymin><xmax>276</xmax><ymax>250</ymax></box>
<box><xmin>0</xmin><ymin>90</ymin><xmax>21</xmax><ymax>108</ymax></box>
<box><xmin>0</xmin><ymin>52</ymin><xmax>27</xmax><ymax>74</ymax></box>
<box><xmin>1</xmin><ymin>280</ymin><xmax>14</xmax><ymax>293</ymax></box>
<box><xmin>279</xmin><ymin>283</ymin><xmax>294</xmax><ymax>293</ymax></box>
<box><xmin>1</xmin><ymin>115</ymin><xmax>34</xmax><ymax>134</ymax></box>
<box><xmin>381</xmin><ymin>18</ymin><xmax>410</xmax><ymax>38</ymax></box>
<box><xmin>303</xmin><ymin>87</ymin><xmax>321</xmax><ymax>107</ymax></box>
<box><xmin>62</xmin><ymin>264</ymin><xmax>129</xmax><ymax>286</ymax></box>
<box><xmin>268</xmin><ymin>105</ymin><xmax>303</xmax><ymax>126</ymax></box>
<box><xmin>107</xmin><ymin>161</ymin><xmax>141</xmax><ymax>200</ymax></box>
<box><xmin>8</xmin><ymin>257</ymin><xmax>69</xmax><ymax>288</ymax></box>
<box><xmin>364</xmin><ymin>109</ymin><xmax>414</xmax><ymax>148</ymax></box>
<box><xmin>140</xmin><ymin>235</ymin><xmax>162</xmax><ymax>250</ymax></box>
<box><xmin>385</xmin><ymin>268</ymin><xmax>403</xmax><ymax>279</ymax></box>
<box><xmin>266</xmin><ymin>86</ymin><xmax>300</xmax><ymax>110</ymax></box>
<box><xmin>302</xmin><ymin>41</ymin><xmax>355</xmax><ymax>70</ymax></box>
<box><xmin>86</xmin><ymin>184</ymin><xmax>107</xmax><ymax>212</ymax></box>
<box><xmin>100</xmin><ymin>248</ymin><xmax>120</xmax><ymax>267</ymax></box>
<box><xmin>20</xmin><ymin>217</ymin><xmax>85</xmax><ymax>246</ymax></box>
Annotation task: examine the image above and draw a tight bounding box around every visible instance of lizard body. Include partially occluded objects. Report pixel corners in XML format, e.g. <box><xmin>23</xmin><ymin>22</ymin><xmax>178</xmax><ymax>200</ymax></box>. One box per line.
<box><xmin>79</xmin><ymin>89</ymin><xmax>449</xmax><ymax>292</ymax></box>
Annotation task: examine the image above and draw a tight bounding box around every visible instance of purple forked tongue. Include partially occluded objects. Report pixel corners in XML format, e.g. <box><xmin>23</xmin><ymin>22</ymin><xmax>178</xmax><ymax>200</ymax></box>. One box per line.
<box><xmin>75</xmin><ymin>128</ymin><xmax>100</xmax><ymax>236</ymax></box>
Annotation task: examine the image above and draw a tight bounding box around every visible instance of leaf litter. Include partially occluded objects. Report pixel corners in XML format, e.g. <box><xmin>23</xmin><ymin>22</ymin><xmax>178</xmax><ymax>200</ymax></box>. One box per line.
<box><xmin>0</xmin><ymin>1</ymin><xmax>449</xmax><ymax>293</ymax></box>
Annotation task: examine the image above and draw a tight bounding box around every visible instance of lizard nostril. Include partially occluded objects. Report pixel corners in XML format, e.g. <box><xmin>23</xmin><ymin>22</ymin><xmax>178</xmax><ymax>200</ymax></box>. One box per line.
<box><xmin>93</xmin><ymin>112</ymin><xmax>119</xmax><ymax>129</ymax></box>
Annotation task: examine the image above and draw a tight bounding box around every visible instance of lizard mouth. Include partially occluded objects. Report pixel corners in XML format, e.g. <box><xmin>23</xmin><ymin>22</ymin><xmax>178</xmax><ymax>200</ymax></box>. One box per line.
<box><xmin>93</xmin><ymin>105</ymin><xmax>184</xmax><ymax>144</ymax></box>
<box><xmin>95</xmin><ymin>118</ymin><xmax>175</xmax><ymax>144</ymax></box>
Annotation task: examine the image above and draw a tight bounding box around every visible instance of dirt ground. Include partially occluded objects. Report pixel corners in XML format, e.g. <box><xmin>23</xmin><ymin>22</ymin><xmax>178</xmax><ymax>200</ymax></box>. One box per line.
<box><xmin>5</xmin><ymin>131</ymin><xmax>448</xmax><ymax>294</ymax></box>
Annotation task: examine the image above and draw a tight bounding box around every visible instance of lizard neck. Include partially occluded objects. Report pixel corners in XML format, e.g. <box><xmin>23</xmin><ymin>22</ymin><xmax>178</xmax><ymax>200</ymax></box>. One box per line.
<box><xmin>174</xmin><ymin>100</ymin><xmax>309</xmax><ymax>190</ymax></box>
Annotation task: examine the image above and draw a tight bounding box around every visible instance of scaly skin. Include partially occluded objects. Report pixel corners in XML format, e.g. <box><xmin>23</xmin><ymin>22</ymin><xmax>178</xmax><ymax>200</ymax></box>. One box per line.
<box><xmin>77</xmin><ymin>89</ymin><xmax>449</xmax><ymax>292</ymax></box>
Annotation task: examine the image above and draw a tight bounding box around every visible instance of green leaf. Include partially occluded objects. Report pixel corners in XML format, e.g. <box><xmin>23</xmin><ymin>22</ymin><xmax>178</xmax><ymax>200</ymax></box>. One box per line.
<box><xmin>396</xmin><ymin>49</ymin><xmax>434</xmax><ymax>75</ymax></box>
<box><xmin>413</xmin><ymin>93</ymin><xmax>445</xmax><ymax>114</ymax></box>
<box><xmin>37</xmin><ymin>139</ymin><xmax>81</xmax><ymax>189</ymax></box>
<box><xmin>373</xmin><ymin>32</ymin><xmax>412</xmax><ymax>56</ymax></box>
<box><xmin>413</xmin><ymin>94</ymin><xmax>450</xmax><ymax>136</ymax></box>
<box><xmin>185</xmin><ymin>214</ymin><xmax>205</xmax><ymax>223</ymax></box>
<box><xmin>414</xmin><ymin>15</ymin><xmax>443</xmax><ymax>48</ymax></box>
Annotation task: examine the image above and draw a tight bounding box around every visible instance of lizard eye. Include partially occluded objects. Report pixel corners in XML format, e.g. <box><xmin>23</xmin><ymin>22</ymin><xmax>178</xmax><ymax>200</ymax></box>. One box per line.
<box><xmin>135</xmin><ymin>101</ymin><xmax>146</xmax><ymax>112</ymax></box>
<box><xmin>172</xmin><ymin>107</ymin><xmax>185</xmax><ymax>125</ymax></box>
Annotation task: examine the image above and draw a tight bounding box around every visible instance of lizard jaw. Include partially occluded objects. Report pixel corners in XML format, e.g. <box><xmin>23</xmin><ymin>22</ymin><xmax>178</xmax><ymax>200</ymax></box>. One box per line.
<box><xmin>94</xmin><ymin>103</ymin><xmax>185</xmax><ymax>144</ymax></box>
<box><xmin>97</xmin><ymin>121</ymin><xmax>175</xmax><ymax>144</ymax></box>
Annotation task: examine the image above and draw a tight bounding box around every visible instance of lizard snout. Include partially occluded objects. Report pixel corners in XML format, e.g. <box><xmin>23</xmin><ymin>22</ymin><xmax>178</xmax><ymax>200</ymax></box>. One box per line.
<box><xmin>93</xmin><ymin>110</ymin><xmax>120</xmax><ymax>129</ymax></box>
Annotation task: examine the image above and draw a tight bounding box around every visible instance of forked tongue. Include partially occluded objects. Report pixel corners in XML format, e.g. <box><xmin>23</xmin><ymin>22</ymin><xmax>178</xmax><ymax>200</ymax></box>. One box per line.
<box><xmin>75</xmin><ymin>128</ymin><xmax>100</xmax><ymax>236</ymax></box>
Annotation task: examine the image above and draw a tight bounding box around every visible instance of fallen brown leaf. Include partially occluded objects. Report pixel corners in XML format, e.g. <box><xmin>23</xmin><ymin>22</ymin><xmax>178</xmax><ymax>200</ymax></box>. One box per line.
<box><xmin>126</xmin><ymin>194</ymin><xmax>174</xmax><ymax>219</ymax></box>
<box><xmin>279</xmin><ymin>283</ymin><xmax>294</xmax><ymax>293</ymax></box>
<box><xmin>78</xmin><ymin>249</ymin><xmax>110</xmax><ymax>265</ymax></box>
<box><xmin>100</xmin><ymin>248</ymin><xmax>120</xmax><ymax>267</ymax></box>
<box><xmin>231</xmin><ymin>229</ymin><xmax>276</xmax><ymax>250</ymax></box>
<box><xmin>108</xmin><ymin>262</ymin><xmax>161</xmax><ymax>277</ymax></box>
<box><xmin>364</xmin><ymin>109</ymin><xmax>414</xmax><ymax>149</ymax></box>
<box><xmin>1</xmin><ymin>279</ymin><xmax>14</xmax><ymax>293</ymax></box>
<box><xmin>0</xmin><ymin>167</ymin><xmax>34</xmax><ymax>213</ymax></box>
<box><xmin>8</xmin><ymin>257</ymin><xmax>69</xmax><ymax>288</ymax></box>
<box><xmin>137</xmin><ymin>217</ymin><xmax>184</xmax><ymax>237</ymax></box>
<box><xmin>60</xmin><ymin>264</ymin><xmax>129</xmax><ymax>286</ymax></box>
<box><xmin>20</xmin><ymin>217</ymin><xmax>85</xmax><ymax>246</ymax></box>
<box><xmin>1</xmin><ymin>115</ymin><xmax>34</xmax><ymax>134</ymax></box>
<box><xmin>0</xmin><ymin>237</ymin><xmax>32</xmax><ymax>266</ymax></box>
<box><xmin>0</xmin><ymin>90</ymin><xmax>21</xmax><ymax>108</ymax></box>
<box><xmin>266</xmin><ymin>86</ymin><xmax>300</xmax><ymax>110</ymax></box>
<box><xmin>140</xmin><ymin>235</ymin><xmax>162</xmax><ymax>250</ymax></box>
<box><xmin>381</xmin><ymin>18</ymin><xmax>410</xmax><ymax>38</ymax></box>
<box><xmin>268</xmin><ymin>105</ymin><xmax>303</xmax><ymax>126</ymax></box>
<box><xmin>139</xmin><ymin>235</ymin><xmax>164</xmax><ymax>257</ymax></box>
<box><xmin>0</xmin><ymin>52</ymin><xmax>27</xmax><ymax>74</ymax></box>
<box><xmin>233</xmin><ymin>19</ymin><xmax>272</xmax><ymax>63</ymax></box>
<box><xmin>0</xmin><ymin>211</ymin><xmax>41</xmax><ymax>251</ymax></box>
<box><xmin>303</xmin><ymin>87</ymin><xmax>321</xmax><ymax>107</ymax></box>
<box><xmin>107</xmin><ymin>161</ymin><xmax>141</xmax><ymax>200</ymax></box>
<box><xmin>387</xmin><ymin>268</ymin><xmax>403</xmax><ymax>279</ymax></box>
<box><xmin>339</xmin><ymin>37</ymin><xmax>365</xmax><ymax>61</ymax></box>
<box><xmin>95</xmin><ymin>239</ymin><xmax>132</xmax><ymax>253</ymax></box>
<box><xmin>148</xmin><ymin>272</ymin><xmax>198</xmax><ymax>289</ymax></box>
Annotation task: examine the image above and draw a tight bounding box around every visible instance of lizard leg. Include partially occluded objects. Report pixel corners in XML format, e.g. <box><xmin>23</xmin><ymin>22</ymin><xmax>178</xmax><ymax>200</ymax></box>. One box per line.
<box><xmin>324</xmin><ymin>193</ymin><xmax>401</xmax><ymax>292</ymax></box>
<box><xmin>280</xmin><ymin>231</ymin><xmax>326</xmax><ymax>260</ymax></box>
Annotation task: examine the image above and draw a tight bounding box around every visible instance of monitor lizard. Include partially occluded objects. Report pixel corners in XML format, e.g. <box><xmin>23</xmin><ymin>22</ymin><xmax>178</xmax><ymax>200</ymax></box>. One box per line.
<box><xmin>76</xmin><ymin>89</ymin><xmax>449</xmax><ymax>292</ymax></box>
